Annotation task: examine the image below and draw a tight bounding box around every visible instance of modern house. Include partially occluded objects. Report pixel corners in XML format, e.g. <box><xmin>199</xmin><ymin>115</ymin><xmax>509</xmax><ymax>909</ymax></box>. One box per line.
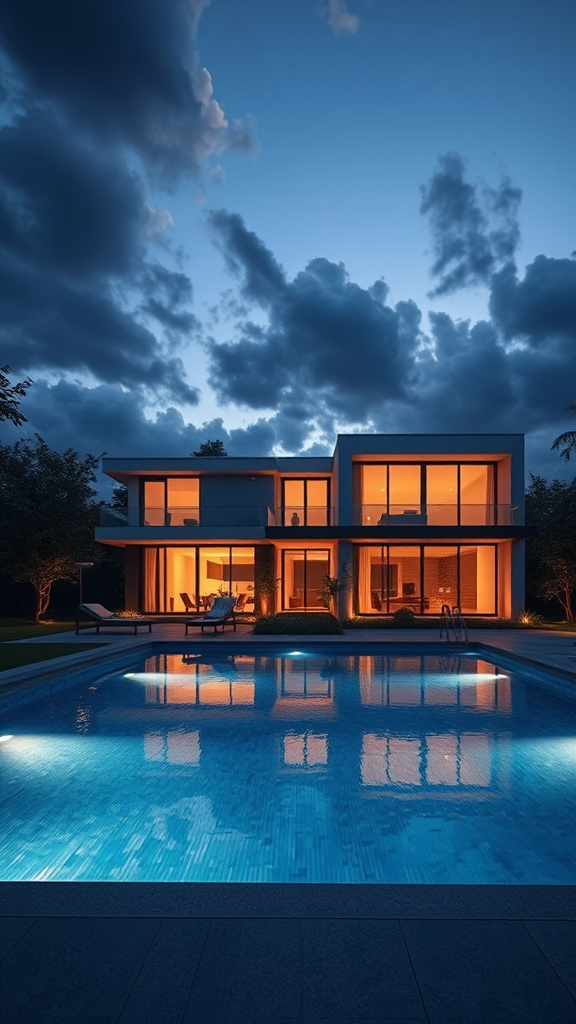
<box><xmin>96</xmin><ymin>434</ymin><xmax>534</xmax><ymax>619</ymax></box>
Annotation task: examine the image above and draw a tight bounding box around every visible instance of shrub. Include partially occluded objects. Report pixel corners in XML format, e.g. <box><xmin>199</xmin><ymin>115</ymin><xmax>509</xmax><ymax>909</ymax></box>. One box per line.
<box><xmin>392</xmin><ymin>606</ymin><xmax>417</xmax><ymax>627</ymax></box>
<box><xmin>343</xmin><ymin>615</ymin><xmax>521</xmax><ymax>629</ymax></box>
<box><xmin>514</xmin><ymin>610</ymin><xmax>545</xmax><ymax>628</ymax></box>
<box><xmin>253</xmin><ymin>612</ymin><xmax>344</xmax><ymax>635</ymax></box>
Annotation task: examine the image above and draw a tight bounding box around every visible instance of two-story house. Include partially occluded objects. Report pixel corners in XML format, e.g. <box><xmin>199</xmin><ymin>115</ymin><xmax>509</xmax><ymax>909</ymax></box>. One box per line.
<box><xmin>96</xmin><ymin>434</ymin><xmax>533</xmax><ymax>619</ymax></box>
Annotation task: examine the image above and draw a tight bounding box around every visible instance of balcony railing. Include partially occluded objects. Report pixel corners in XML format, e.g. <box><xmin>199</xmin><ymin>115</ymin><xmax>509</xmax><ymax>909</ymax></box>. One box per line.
<box><xmin>276</xmin><ymin>506</ymin><xmax>335</xmax><ymax>527</ymax></box>
<box><xmin>355</xmin><ymin>504</ymin><xmax>521</xmax><ymax>526</ymax></box>
<box><xmin>99</xmin><ymin>506</ymin><xmax>275</xmax><ymax>528</ymax></box>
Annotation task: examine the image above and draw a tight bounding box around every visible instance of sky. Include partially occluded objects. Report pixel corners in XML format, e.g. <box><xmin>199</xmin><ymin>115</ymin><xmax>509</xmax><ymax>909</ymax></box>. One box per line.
<box><xmin>0</xmin><ymin>0</ymin><xmax>575</xmax><ymax>487</ymax></box>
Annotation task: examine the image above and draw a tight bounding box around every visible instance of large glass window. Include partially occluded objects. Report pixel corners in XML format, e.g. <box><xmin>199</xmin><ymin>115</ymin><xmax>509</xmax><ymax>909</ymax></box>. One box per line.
<box><xmin>426</xmin><ymin>465</ymin><xmax>458</xmax><ymax>525</ymax></box>
<box><xmin>167</xmin><ymin>478</ymin><xmax>199</xmax><ymax>526</ymax></box>
<box><xmin>282</xmin><ymin>479</ymin><xmax>329</xmax><ymax>526</ymax></box>
<box><xmin>143</xmin><ymin>546</ymin><xmax>254</xmax><ymax>613</ymax></box>
<box><xmin>423</xmin><ymin>546</ymin><xmax>458</xmax><ymax>614</ymax></box>
<box><xmin>460</xmin><ymin>465</ymin><xmax>494</xmax><ymax>525</ymax></box>
<box><xmin>356</xmin><ymin>544</ymin><xmax>496</xmax><ymax>615</ymax></box>
<box><xmin>283</xmin><ymin>549</ymin><xmax>330</xmax><ymax>609</ymax></box>
<box><xmin>143</xmin><ymin>478</ymin><xmax>199</xmax><ymax>526</ymax></box>
<box><xmin>358</xmin><ymin>462</ymin><xmax>496</xmax><ymax>525</ymax></box>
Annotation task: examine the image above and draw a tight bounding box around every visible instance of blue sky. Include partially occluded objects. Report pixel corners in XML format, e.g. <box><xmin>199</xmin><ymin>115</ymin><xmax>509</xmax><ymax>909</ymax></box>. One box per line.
<box><xmin>0</xmin><ymin>0</ymin><xmax>575</xmax><ymax>481</ymax></box>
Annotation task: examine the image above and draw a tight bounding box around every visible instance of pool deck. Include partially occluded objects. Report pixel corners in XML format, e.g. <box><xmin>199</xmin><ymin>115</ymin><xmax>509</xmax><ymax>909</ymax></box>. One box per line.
<box><xmin>1</xmin><ymin>627</ymin><xmax>576</xmax><ymax>1023</ymax></box>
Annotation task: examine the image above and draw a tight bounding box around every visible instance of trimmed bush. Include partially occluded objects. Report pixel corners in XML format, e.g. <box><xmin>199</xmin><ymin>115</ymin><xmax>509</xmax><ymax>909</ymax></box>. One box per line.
<box><xmin>342</xmin><ymin>615</ymin><xmax>521</xmax><ymax>629</ymax></box>
<box><xmin>392</xmin><ymin>606</ymin><xmax>417</xmax><ymax>627</ymax></box>
<box><xmin>253</xmin><ymin>612</ymin><xmax>344</xmax><ymax>635</ymax></box>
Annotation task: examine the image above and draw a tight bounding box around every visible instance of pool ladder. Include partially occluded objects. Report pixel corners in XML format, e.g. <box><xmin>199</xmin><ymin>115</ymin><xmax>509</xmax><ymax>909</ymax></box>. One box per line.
<box><xmin>440</xmin><ymin>604</ymin><xmax>469</xmax><ymax>642</ymax></box>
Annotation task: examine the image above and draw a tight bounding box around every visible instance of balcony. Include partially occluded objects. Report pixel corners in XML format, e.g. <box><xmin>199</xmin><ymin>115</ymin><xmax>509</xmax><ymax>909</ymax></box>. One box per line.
<box><xmin>355</xmin><ymin>504</ymin><xmax>521</xmax><ymax>527</ymax></box>
<box><xmin>99</xmin><ymin>506</ymin><xmax>276</xmax><ymax>528</ymax></box>
<box><xmin>275</xmin><ymin>506</ymin><xmax>335</xmax><ymax>527</ymax></box>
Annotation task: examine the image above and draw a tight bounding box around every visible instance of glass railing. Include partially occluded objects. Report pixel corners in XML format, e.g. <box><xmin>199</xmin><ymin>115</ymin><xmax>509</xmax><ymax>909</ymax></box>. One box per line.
<box><xmin>99</xmin><ymin>506</ymin><xmax>274</xmax><ymax>528</ymax></box>
<box><xmin>276</xmin><ymin>506</ymin><xmax>334</xmax><ymax>526</ymax></box>
<box><xmin>354</xmin><ymin>504</ymin><xmax>520</xmax><ymax>526</ymax></box>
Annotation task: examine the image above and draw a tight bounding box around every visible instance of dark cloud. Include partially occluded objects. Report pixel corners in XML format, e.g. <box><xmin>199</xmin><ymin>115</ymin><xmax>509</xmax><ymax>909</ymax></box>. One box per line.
<box><xmin>421</xmin><ymin>152</ymin><xmax>522</xmax><ymax>296</ymax></box>
<box><xmin>206</xmin><ymin>210</ymin><xmax>423</xmax><ymax>423</ymax></box>
<box><xmin>0</xmin><ymin>0</ymin><xmax>255</xmax><ymax>184</ymax></box>
<box><xmin>0</xmin><ymin>111</ymin><xmax>198</xmax><ymax>401</ymax></box>
<box><xmin>490</xmin><ymin>255</ymin><xmax>576</xmax><ymax>345</ymax></box>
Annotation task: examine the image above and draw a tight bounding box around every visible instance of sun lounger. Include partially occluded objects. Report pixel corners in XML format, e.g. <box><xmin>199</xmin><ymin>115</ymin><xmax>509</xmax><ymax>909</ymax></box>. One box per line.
<box><xmin>76</xmin><ymin>603</ymin><xmax>153</xmax><ymax>635</ymax></box>
<box><xmin>184</xmin><ymin>596</ymin><xmax>237</xmax><ymax>635</ymax></box>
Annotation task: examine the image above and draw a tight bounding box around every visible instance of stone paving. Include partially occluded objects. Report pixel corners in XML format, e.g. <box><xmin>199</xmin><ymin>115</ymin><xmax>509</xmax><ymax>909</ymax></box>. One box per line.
<box><xmin>1</xmin><ymin>624</ymin><xmax>575</xmax><ymax>1022</ymax></box>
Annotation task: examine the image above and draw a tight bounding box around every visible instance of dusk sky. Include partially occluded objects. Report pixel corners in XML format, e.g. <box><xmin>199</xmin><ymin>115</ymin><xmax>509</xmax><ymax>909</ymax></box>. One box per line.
<box><xmin>0</xmin><ymin>0</ymin><xmax>575</xmax><ymax>486</ymax></box>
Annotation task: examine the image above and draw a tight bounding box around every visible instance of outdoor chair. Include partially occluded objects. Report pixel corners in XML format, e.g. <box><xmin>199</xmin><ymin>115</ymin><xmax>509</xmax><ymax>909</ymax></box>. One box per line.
<box><xmin>184</xmin><ymin>596</ymin><xmax>238</xmax><ymax>635</ymax></box>
<box><xmin>76</xmin><ymin>603</ymin><xmax>153</xmax><ymax>635</ymax></box>
<box><xmin>179</xmin><ymin>592</ymin><xmax>197</xmax><ymax>612</ymax></box>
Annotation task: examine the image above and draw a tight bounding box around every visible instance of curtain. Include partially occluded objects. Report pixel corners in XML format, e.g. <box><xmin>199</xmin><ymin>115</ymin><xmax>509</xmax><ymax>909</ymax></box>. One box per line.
<box><xmin>144</xmin><ymin>548</ymin><xmax>158</xmax><ymax>612</ymax></box>
<box><xmin>357</xmin><ymin>546</ymin><xmax>373</xmax><ymax>614</ymax></box>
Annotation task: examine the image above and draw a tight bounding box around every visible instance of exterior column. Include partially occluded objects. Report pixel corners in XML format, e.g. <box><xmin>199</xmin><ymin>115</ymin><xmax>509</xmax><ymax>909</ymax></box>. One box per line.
<box><xmin>336</xmin><ymin>540</ymin><xmax>353</xmax><ymax>621</ymax></box>
<box><xmin>510</xmin><ymin>539</ymin><xmax>525</xmax><ymax>618</ymax></box>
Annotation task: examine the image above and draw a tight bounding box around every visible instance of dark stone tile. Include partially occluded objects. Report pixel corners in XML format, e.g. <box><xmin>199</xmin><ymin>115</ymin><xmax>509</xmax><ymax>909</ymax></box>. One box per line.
<box><xmin>401</xmin><ymin>919</ymin><xmax>576</xmax><ymax>1024</ymax></box>
<box><xmin>226</xmin><ymin>919</ymin><xmax>302</xmax><ymax>1024</ymax></box>
<box><xmin>524</xmin><ymin>921</ymin><xmax>576</xmax><ymax>1001</ymax></box>
<box><xmin>117</xmin><ymin>918</ymin><xmax>210</xmax><ymax>1024</ymax></box>
<box><xmin>302</xmin><ymin>919</ymin><xmax>426</xmax><ymax>1022</ymax></box>
<box><xmin>181</xmin><ymin>919</ymin><xmax>243</xmax><ymax>1024</ymax></box>
<box><xmin>0</xmin><ymin>916</ymin><xmax>159</xmax><ymax>1024</ymax></box>
<box><xmin>0</xmin><ymin>917</ymin><xmax>37</xmax><ymax>961</ymax></box>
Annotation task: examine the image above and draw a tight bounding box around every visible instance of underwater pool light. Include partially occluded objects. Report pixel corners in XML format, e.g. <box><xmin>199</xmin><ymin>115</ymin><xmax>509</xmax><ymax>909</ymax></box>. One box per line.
<box><xmin>0</xmin><ymin>735</ymin><xmax>13</xmax><ymax>743</ymax></box>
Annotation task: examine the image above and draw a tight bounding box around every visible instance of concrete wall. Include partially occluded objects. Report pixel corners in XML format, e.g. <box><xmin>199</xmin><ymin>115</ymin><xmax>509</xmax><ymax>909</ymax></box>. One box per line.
<box><xmin>200</xmin><ymin>475</ymin><xmax>275</xmax><ymax>526</ymax></box>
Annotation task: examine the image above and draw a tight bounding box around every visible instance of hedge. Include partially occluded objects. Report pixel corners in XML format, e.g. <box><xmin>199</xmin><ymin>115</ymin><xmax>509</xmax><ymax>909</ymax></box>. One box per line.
<box><xmin>253</xmin><ymin>612</ymin><xmax>344</xmax><ymax>635</ymax></box>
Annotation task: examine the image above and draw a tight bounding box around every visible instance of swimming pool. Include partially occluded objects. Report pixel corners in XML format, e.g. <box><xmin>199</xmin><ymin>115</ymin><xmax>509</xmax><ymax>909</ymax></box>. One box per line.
<box><xmin>1</xmin><ymin>644</ymin><xmax>575</xmax><ymax>884</ymax></box>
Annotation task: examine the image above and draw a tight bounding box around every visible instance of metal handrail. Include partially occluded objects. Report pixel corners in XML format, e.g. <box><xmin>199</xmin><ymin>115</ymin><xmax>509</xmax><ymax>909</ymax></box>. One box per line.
<box><xmin>440</xmin><ymin>604</ymin><xmax>468</xmax><ymax>642</ymax></box>
<box><xmin>355</xmin><ymin>503</ymin><xmax>520</xmax><ymax>526</ymax></box>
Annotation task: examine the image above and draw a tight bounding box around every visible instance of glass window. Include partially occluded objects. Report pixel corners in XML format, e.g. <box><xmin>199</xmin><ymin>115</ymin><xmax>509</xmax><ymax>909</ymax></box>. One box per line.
<box><xmin>283</xmin><ymin>479</ymin><xmax>329</xmax><ymax>525</ymax></box>
<box><xmin>426</xmin><ymin>465</ymin><xmax>458</xmax><ymax>525</ymax></box>
<box><xmin>459</xmin><ymin>545</ymin><xmax>496</xmax><ymax>614</ymax></box>
<box><xmin>167</xmin><ymin>478</ymin><xmax>199</xmax><ymax>526</ymax></box>
<box><xmin>143</xmin><ymin>481</ymin><xmax>165</xmax><ymax>526</ymax></box>
<box><xmin>361</xmin><ymin>465</ymin><xmax>387</xmax><ymax>525</ymax></box>
<box><xmin>307</xmin><ymin>479</ymin><xmax>328</xmax><ymax>526</ymax></box>
<box><xmin>388</xmin><ymin>465</ymin><xmax>421</xmax><ymax>517</ymax></box>
<box><xmin>166</xmin><ymin>548</ymin><xmax>197</xmax><ymax>612</ymax></box>
<box><xmin>423</xmin><ymin>546</ymin><xmax>458</xmax><ymax>614</ymax></box>
<box><xmin>389</xmin><ymin>546</ymin><xmax>421</xmax><ymax>610</ymax></box>
<box><xmin>283</xmin><ymin>549</ymin><xmax>330</xmax><ymax>609</ymax></box>
<box><xmin>460</xmin><ymin>465</ymin><xmax>494</xmax><ymax>525</ymax></box>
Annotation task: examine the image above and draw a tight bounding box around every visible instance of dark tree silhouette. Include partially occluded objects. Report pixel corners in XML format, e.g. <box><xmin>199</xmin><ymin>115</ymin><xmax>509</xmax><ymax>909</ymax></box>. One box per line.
<box><xmin>192</xmin><ymin>439</ymin><xmax>227</xmax><ymax>456</ymax></box>
<box><xmin>0</xmin><ymin>365</ymin><xmax>33</xmax><ymax>427</ymax></box>
<box><xmin>551</xmin><ymin>405</ymin><xmax>576</xmax><ymax>463</ymax></box>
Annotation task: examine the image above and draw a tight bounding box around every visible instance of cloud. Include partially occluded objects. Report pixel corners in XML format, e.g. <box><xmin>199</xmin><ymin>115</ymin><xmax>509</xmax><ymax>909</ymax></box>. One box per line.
<box><xmin>490</xmin><ymin>255</ymin><xmax>576</xmax><ymax>346</ymax></box>
<box><xmin>145</xmin><ymin>204</ymin><xmax>174</xmax><ymax>239</ymax></box>
<box><xmin>421</xmin><ymin>152</ymin><xmax>522</xmax><ymax>296</ymax></box>
<box><xmin>0</xmin><ymin>110</ymin><xmax>198</xmax><ymax>402</ymax></box>
<box><xmin>318</xmin><ymin>0</ymin><xmax>360</xmax><ymax>35</ymax></box>
<box><xmin>0</xmin><ymin>0</ymin><xmax>255</xmax><ymax>184</ymax></box>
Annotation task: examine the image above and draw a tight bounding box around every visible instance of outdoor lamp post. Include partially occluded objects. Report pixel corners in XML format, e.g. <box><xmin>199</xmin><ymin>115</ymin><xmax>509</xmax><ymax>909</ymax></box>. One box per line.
<box><xmin>75</xmin><ymin>562</ymin><xmax>94</xmax><ymax>606</ymax></box>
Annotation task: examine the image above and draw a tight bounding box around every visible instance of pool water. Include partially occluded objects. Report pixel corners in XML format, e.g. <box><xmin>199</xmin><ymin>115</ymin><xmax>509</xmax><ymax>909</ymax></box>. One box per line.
<box><xmin>1</xmin><ymin>646</ymin><xmax>575</xmax><ymax>884</ymax></box>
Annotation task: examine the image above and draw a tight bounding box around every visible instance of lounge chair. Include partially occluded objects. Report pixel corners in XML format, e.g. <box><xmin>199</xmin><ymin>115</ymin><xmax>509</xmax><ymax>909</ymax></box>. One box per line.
<box><xmin>184</xmin><ymin>596</ymin><xmax>237</xmax><ymax>635</ymax></box>
<box><xmin>76</xmin><ymin>603</ymin><xmax>153</xmax><ymax>635</ymax></box>
<box><xmin>180</xmin><ymin>592</ymin><xmax>197</xmax><ymax>612</ymax></box>
<box><xmin>234</xmin><ymin>592</ymin><xmax>248</xmax><ymax>612</ymax></box>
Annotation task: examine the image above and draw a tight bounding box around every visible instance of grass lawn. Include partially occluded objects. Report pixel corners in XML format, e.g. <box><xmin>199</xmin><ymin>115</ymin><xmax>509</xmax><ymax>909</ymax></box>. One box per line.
<box><xmin>0</xmin><ymin>619</ymin><xmax>93</xmax><ymax>643</ymax></box>
<box><xmin>539</xmin><ymin>620</ymin><xmax>576</xmax><ymax>632</ymax></box>
<box><xmin>0</xmin><ymin>642</ymin><xmax>105</xmax><ymax>672</ymax></box>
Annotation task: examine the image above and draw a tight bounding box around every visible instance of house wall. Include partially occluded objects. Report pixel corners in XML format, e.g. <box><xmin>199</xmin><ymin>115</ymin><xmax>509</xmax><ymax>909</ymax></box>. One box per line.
<box><xmin>200</xmin><ymin>474</ymin><xmax>275</xmax><ymax>526</ymax></box>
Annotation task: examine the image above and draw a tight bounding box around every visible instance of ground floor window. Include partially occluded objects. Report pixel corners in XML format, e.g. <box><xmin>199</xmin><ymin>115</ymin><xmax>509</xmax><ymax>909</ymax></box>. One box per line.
<box><xmin>356</xmin><ymin>544</ymin><xmax>496</xmax><ymax>615</ymax></box>
<box><xmin>142</xmin><ymin>546</ymin><xmax>255</xmax><ymax>613</ymax></box>
<box><xmin>282</xmin><ymin>549</ymin><xmax>330</xmax><ymax>610</ymax></box>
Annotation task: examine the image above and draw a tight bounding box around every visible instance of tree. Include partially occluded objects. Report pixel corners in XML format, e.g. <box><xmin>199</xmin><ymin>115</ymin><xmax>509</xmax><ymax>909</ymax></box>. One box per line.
<box><xmin>525</xmin><ymin>473</ymin><xmax>576</xmax><ymax>621</ymax></box>
<box><xmin>0</xmin><ymin>365</ymin><xmax>33</xmax><ymax>427</ymax></box>
<box><xmin>551</xmin><ymin>405</ymin><xmax>576</xmax><ymax>463</ymax></box>
<box><xmin>0</xmin><ymin>435</ymin><xmax>103</xmax><ymax>622</ymax></box>
<box><xmin>192</xmin><ymin>439</ymin><xmax>227</xmax><ymax>457</ymax></box>
<box><xmin>317</xmin><ymin>562</ymin><xmax>352</xmax><ymax>616</ymax></box>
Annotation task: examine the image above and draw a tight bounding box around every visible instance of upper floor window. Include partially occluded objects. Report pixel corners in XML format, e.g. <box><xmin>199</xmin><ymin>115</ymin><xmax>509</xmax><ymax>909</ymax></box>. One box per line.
<box><xmin>356</xmin><ymin>463</ymin><xmax>496</xmax><ymax>526</ymax></box>
<box><xmin>282</xmin><ymin>478</ymin><xmax>330</xmax><ymax>526</ymax></box>
<box><xmin>143</xmin><ymin>478</ymin><xmax>199</xmax><ymax>526</ymax></box>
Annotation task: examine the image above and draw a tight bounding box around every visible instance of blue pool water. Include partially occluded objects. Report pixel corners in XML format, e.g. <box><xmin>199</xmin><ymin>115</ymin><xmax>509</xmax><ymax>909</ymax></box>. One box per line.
<box><xmin>1</xmin><ymin>645</ymin><xmax>575</xmax><ymax>884</ymax></box>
